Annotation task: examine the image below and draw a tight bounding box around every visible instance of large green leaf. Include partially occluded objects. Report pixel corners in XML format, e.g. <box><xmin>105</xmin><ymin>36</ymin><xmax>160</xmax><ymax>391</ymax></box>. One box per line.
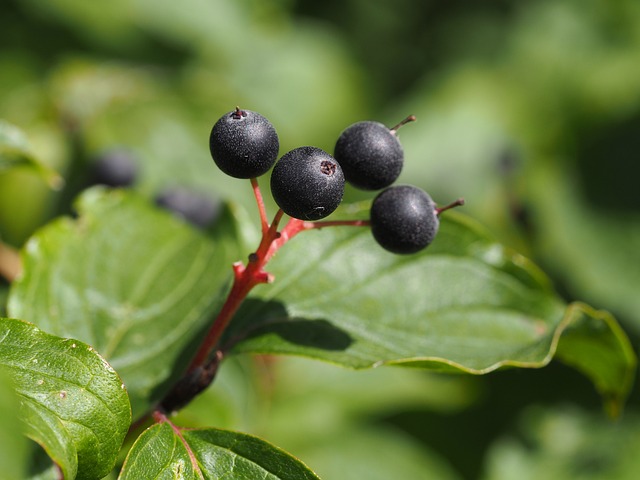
<box><xmin>119</xmin><ymin>422</ymin><xmax>320</xmax><ymax>480</ymax></box>
<box><xmin>8</xmin><ymin>188</ymin><xmax>239</xmax><ymax>417</ymax></box>
<box><xmin>0</xmin><ymin>317</ymin><xmax>131</xmax><ymax>480</ymax></box>
<box><xmin>226</xmin><ymin>212</ymin><xmax>635</xmax><ymax>408</ymax></box>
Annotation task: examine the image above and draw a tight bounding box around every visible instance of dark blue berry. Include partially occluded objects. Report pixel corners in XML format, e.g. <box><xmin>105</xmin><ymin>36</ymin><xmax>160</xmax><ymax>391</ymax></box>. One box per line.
<box><xmin>370</xmin><ymin>185</ymin><xmax>438</xmax><ymax>254</ymax></box>
<box><xmin>209</xmin><ymin>108</ymin><xmax>279</xmax><ymax>179</ymax></box>
<box><xmin>270</xmin><ymin>147</ymin><xmax>345</xmax><ymax>221</ymax></box>
<box><xmin>90</xmin><ymin>148</ymin><xmax>138</xmax><ymax>187</ymax></box>
<box><xmin>334</xmin><ymin>118</ymin><xmax>411</xmax><ymax>190</ymax></box>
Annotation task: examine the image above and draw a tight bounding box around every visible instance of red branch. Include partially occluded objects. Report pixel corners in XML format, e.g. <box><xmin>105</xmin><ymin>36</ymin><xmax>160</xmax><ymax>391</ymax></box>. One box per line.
<box><xmin>250</xmin><ymin>177</ymin><xmax>269</xmax><ymax>235</ymax></box>
<box><xmin>185</xmin><ymin>196</ymin><xmax>368</xmax><ymax>375</ymax></box>
<box><xmin>158</xmin><ymin>180</ymin><xmax>369</xmax><ymax>414</ymax></box>
<box><xmin>185</xmin><ymin>208</ymin><xmax>284</xmax><ymax>373</ymax></box>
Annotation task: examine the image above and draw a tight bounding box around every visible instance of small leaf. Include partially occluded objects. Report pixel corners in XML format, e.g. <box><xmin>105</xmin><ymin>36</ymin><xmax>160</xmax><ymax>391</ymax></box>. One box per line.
<box><xmin>0</xmin><ymin>317</ymin><xmax>131</xmax><ymax>480</ymax></box>
<box><xmin>119</xmin><ymin>422</ymin><xmax>321</xmax><ymax>480</ymax></box>
<box><xmin>8</xmin><ymin>188</ymin><xmax>240</xmax><ymax>417</ymax></box>
<box><xmin>226</xmin><ymin>212</ymin><xmax>636</xmax><ymax>407</ymax></box>
<box><xmin>0</xmin><ymin>120</ymin><xmax>63</xmax><ymax>189</ymax></box>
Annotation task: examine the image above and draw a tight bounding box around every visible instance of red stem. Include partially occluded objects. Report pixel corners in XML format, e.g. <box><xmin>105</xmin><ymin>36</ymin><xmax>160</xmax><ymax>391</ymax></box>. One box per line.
<box><xmin>264</xmin><ymin>218</ymin><xmax>370</xmax><ymax>263</ymax></box>
<box><xmin>250</xmin><ymin>177</ymin><xmax>269</xmax><ymax>235</ymax></box>
<box><xmin>185</xmin><ymin>214</ymin><xmax>369</xmax><ymax>373</ymax></box>
<box><xmin>185</xmin><ymin>270</ymin><xmax>258</xmax><ymax>372</ymax></box>
<box><xmin>169</xmin><ymin>179</ymin><xmax>372</xmax><ymax>409</ymax></box>
<box><xmin>304</xmin><ymin>219</ymin><xmax>371</xmax><ymax>229</ymax></box>
<box><xmin>186</xmin><ymin>208</ymin><xmax>285</xmax><ymax>373</ymax></box>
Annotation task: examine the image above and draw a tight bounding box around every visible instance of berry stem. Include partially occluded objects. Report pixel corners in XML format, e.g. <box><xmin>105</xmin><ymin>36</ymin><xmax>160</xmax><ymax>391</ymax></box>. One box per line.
<box><xmin>390</xmin><ymin>114</ymin><xmax>417</xmax><ymax>133</ymax></box>
<box><xmin>250</xmin><ymin>177</ymin><xmax>269</xmax><ymax>235</ymax></box>
<box><xmin>184</xmin><ymin>266</ymin><xmax>258</xmax><ymax>373</ymax></box>
<box><xmin>304</xmin><ymin>219</ymin><xmax>371</xmax><ymax>229</ymax></box>
<box><xmin>435</xmin><ymin>197</ymin><xmax>465</xmax><ymax>216</ymax></box>
<box><xmin>264</xmin><ymin>217</ymin><xmax>370</xmax><ymax>263</ymax></box>
<box><xmin>232</xmin><ymin>106</ymin><xmax>247</xmax><ymax>119</ymax></box>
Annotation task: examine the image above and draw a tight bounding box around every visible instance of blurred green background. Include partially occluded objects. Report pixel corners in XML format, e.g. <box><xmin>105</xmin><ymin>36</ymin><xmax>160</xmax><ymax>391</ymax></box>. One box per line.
<box><xmin>1</xmin><ymin>0</ymin><xmax>639</xmax><ymax>478</ymax></box>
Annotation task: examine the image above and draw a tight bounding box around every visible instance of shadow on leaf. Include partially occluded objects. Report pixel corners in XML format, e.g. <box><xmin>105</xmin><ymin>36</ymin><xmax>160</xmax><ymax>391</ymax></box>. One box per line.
<box><xmin>226</xmin><ymin>298</ymin><xmax>353</xmax><ymax>352</ymax></box>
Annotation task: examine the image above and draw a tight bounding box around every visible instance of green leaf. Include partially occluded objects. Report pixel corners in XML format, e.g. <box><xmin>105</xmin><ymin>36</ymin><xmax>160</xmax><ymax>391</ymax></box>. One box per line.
<box><xmin>0</xmin><ymin>367</ymin><xmax>29</xmax><ymax>479</ymax></box>
<box><xmin>0</xmin><ymin>120</ymin><xmax>63</xmax><ymax>189</ymax></box>
<box><xmin>8</xmin><ymin>188</ymin><xmax>239</xmax><ymax>418</ymax></box>
<box><xmin>226</xmin><ymin>212</ymin><xmax>636</xmax><ymax>407</ymax></box>
<box><xmin>0</xmin><ymin>317</ymin><xmax>131</xmax><ymax>480</ymax></box>
<box><xmin>119</xmin><ymin>422</ymin><xmax>321</xmax><ymax>480</ymax></box>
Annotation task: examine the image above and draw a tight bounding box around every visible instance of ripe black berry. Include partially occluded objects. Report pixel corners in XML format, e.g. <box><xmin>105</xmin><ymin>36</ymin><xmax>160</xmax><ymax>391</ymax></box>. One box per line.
<box><xmin>209</xmin><ymin>107</ymin><xmax>279</xmax><ymax>179</ymax></box>
<box><xmin>333</xmin><ymin>116</ymin><xmax>415</xmax><ymax>190</ymax></box>
<box><xmin>370</xmin><ymin>185</ymin><xmax>440</xmax><ymax>254</ymax></box>
<box><xmin>90</xmin><ymin>148</ymin><xmax>138</xmax><ymax>187</ymax></box>
<box><xmin>155</xmin><ymin>187</ymin><xmax>221</xmax><ymax>228</ymax></box>
<box><xmin>270</xmin><ymin>147</ymin><xmax>345</xmax><ymax>221</ymax></box>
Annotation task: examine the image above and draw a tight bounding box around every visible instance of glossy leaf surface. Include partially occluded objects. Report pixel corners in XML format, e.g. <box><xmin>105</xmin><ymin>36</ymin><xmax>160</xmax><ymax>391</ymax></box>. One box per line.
<box><xmin>0</xmin><ymin>317</ymin><xmax>130</xmax><ymax>479</ymax></box>
<box><xmin>226</xmin><ymin>212</ymin><xmax>635</xmax><ymax>408</ymax></box>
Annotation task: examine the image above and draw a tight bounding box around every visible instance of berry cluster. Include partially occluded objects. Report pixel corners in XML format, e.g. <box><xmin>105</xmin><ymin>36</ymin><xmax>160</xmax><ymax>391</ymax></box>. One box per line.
<box><xmin>164</xmin><ymin>107</ymin><xmax>464</xmax><ymax>410</ymax></box>
<box><xmin>209</xmin><ymin>107</ymin><xmax>463</xmax><ymax>254</ymax></box>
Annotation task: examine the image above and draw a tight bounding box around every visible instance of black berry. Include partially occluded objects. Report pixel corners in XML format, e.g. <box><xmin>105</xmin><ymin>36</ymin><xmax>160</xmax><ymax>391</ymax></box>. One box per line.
<box><xmin>90</xmin><ymin>148</ymin><xmax>138</xmax><ymax>187</ymax></box>
<box><xmin>370</xmin><ymin>185</ymin><xmax>438</xmax><ymax>254</ymax></box>
<box><xmin>155</xmin><ymin>187</ymin><xmax>221</xmax><ymax>228</ymax></box>
<box><xmin>334</xmin><ymin>116</ymin><xmax>414</xmax><ymax>190</ymax></box>
<box><xmin>209</xmin><ymin>107</ymin><xmax>279</xmax><ymax>179</ymax></box>
<box><xmin>270</xmin><ymin>147</ymin><xmax>345</xmax><ymax>221</ymax></box>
